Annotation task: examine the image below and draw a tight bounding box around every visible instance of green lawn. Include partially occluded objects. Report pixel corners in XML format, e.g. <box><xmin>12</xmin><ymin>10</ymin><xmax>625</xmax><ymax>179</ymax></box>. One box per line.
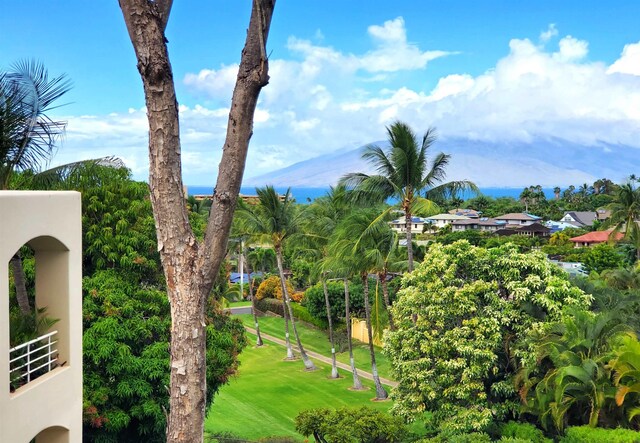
<box><xmin>229</xmin><ymin>301</ymin><xmax>253</xmax><ymax>308</ymax></box>
<box><xmin>205</xmin><ymin>332</ymin><xmax>393</xmax><ymax>441</ymax></box>
<box><xmin>236</xmin><ymin>314</ymin><xmax>393</xmax><ymax>380</ymax></box>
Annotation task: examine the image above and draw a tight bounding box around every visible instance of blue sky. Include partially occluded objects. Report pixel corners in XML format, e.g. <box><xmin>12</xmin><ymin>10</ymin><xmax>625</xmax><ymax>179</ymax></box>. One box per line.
<box><xmin>2</xmin><ymin>1</ymin><xmax>639</xmax><ymax>185</ymax></box>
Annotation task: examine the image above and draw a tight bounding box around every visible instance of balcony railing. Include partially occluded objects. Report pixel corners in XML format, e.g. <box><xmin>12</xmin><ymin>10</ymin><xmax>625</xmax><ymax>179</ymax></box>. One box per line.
<box><xmin>9</xmin><ymin>330</ymin><xmax>58</xmax><ymax>390</ymax></box>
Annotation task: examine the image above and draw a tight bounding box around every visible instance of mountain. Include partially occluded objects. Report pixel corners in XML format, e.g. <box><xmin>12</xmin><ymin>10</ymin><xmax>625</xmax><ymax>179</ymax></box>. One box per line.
<box><xmin>243</xmin><ymin>137</ymin><xmax>638</xmax><ymax>188</ymax></box>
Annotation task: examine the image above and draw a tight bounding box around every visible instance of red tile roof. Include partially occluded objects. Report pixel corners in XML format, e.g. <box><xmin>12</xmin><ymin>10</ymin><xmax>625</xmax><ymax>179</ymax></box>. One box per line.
<box><xmin>569</xmin><ymin>230</ymin><xmax>624</xmax><ymax>244</ymax></box>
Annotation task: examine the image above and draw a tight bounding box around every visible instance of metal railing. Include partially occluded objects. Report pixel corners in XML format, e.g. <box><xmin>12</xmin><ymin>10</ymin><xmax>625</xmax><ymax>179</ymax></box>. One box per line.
<box><xmin>9</xmin><ymin>330</ymin><xmax>58</xmax><ymax>388</ymax></box>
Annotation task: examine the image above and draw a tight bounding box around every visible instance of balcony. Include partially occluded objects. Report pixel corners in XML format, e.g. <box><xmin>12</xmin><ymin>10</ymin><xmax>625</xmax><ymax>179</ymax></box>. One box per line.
<box><xmin>10</xmin><ymin>330</ymin><xmax>59</xmax><ymax>391</ymax></box>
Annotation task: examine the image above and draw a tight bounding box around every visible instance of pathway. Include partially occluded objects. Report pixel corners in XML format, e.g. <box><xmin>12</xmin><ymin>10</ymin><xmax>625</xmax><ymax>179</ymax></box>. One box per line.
<box><xmin>244</xmin><ymin>327</ymin><xmax>398</xmax><ymax>388</ymax></box>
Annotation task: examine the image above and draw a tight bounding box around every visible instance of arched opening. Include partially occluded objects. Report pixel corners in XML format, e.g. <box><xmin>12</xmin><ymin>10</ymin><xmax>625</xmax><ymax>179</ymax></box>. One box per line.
<box><xmin>7</xmin><ymin>236</ymin><xmax>70</xmax><ymax>392</ymax></box>
<box><xmin>33</xmin><ymin>425</ymin><xmax>70</xmax><ymax>443</ymax></box>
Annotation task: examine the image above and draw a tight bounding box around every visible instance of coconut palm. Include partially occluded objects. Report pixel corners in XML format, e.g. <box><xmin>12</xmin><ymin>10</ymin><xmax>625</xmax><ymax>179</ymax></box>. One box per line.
<box><xmin>243</xmin><ymin>248</ymin><xmax>263</xmax><ymax>346</ymax></box>
<box><xmin>340</xmin><ymin>121</ymin><xmax>477</xmax><ymax>272</ymax></box>
<box><xmin>607</xmin><ymin>182</ymin><xmax>640</xmax><ymax>261</ymax></box>
<box><xmin>553</xmin><ymin>187</ymin><xmax>562</xmax><ymax>200</ymax></box>
<box><xmin>302</xmin><ymin>184</ymin><xmax>352</xmax><ymax>378</ymax></box>
<box><xmin>331</xmin><ymin>207</ymin><xmax>395</xmax><ymax>399</ymax></box>
<box><xmin>237</xmin><ymin>186</ymin><xmax>316</xmax><ymax>370</ymax></box>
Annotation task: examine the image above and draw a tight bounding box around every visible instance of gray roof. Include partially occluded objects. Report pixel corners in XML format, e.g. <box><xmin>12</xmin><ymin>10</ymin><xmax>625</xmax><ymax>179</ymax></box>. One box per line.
<box><xmin>495</xmin><ymin>213</ymin><xmax>542</xmax><ymax>221</ymax></box>
<box><xmin>564</xmin><ymin>211</ymin><xmax>597</xmax><ymax>227</ymax></box>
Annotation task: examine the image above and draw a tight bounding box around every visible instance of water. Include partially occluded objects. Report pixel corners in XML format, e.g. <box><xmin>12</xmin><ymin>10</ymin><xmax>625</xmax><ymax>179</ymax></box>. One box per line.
<box><xmin>187</xmin><ymin>185</ymin><xmax>554</xmax><ymax>203</ymax></box>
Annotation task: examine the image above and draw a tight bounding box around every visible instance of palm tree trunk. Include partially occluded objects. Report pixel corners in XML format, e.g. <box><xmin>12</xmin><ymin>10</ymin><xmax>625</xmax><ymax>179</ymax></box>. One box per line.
<box><xmin>245</xmin><ymin>253</ymin><xmax>263</xmax><ymax>346</ymax></box>
<box><xmin>275</xmin><ymin>247</ymin><xmax>316</xmax><ymax>370</ymax></box>
<box><xmin>405</xmin><ymin>207</ymin><xmax>414</xmax><ymax>272</ymax></box>
<box><xmin>281</xmin><ymin>295</ymin><xmax>295</xmax><ymax>359</ymax></box>
<box><xmin>322</xmin><ymin>276</ymin><xmax>339</xmax><ymax>378</ymax></box>
<box><xmin>379</xmin><ymin>272</ymin><xmax>395</xmax><ymax>331</ymax></box>
<box><xmin>10</xmin><ymin>254</ymin><xmax>31</xmax><ymax>315</ymax></box>
<box><xmin>343</xmin><ymin>277</ymin><xmax>364</xmax><ymax>390</ymax></box>
<box><xmin>362</xmin><ymin>274</ymin><xmax>388</xmax><ymax>400</ymax></box>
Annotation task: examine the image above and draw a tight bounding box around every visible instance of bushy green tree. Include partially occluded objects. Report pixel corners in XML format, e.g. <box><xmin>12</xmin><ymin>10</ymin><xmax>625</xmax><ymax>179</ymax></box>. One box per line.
<box><xmin>385</xmin><ymin>241</ymin><xmax>591</xmax><ymax>435</ymax></box>
<box><xmin>303</xmin><ymin>280</ymin><xmax>368</xmax><ymax>322</ymax></box>
<box><xmin>82</xmin><ymin>270</ymin><xmax>246</xmax><ymax>442</ymax></box>
<box><xmin>583</xmin><ymin>244</ymin><xmax>624</xmax><ymax>273</ymax></box>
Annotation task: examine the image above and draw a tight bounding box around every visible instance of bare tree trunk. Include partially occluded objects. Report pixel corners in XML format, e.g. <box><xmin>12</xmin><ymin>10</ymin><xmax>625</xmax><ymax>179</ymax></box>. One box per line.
<box><xmin>405</xmin><ymin>206</ymin><xmax>414</xmax><ymax>272</ymax></box>
<box><xmin>281</xmin><ymin>295</ymin><xmax>295</xmax><ymax>359</ymax></box>
<box><xmin>343</xmin><ymin>278</ymin><xmax>363</xmax><ymax>390</ymax></box>
<box><xmin>362</xmin><ymin>274</ymin><xmax>388</xmax><ymax>400</ymax></box>
<box><xmin>10</xmin><ymin>254</ymin><xmax>31</xmax><ymax>316</ymax></box>
<box><xmin>322</xmin><ymin>276</ymin><xmax>339</xmax><ymax>378</ymax></box>
<box><xmin>275</xmin><ymin>246</ymin><xmax>316</xmax><ymax>370</ymax></box>
<box><xmin>379</xmin><ymin>272</ymin><xmax>395</xmax><ymax>331</ymax></box>
<box><xmin>119</xmin><ymin>1</ymin><xmax>275</xmax><ymax>441</ymax></box>
<box><xmin>244</xmin><ymin>252</ymin><xmax>263</xmax><ymax>346</ymax></box>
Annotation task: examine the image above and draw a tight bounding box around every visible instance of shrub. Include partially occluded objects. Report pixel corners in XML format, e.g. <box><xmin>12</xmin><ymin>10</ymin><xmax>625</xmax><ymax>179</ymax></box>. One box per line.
<box><xmin>255</xmin><ymin>298</ymin><xmax>285</xmax><ymax>316</ymax></box>
<box><xmin>499</xmin><ymin>422</ymin><xmax>551</xmax><ymax>443</ymax></box>
<box><xmin>255</xmin><ymin>275</ymin><xmax>295</xmax><ymax>300</ymax></box>
<box><xmin>559</xmin><ymin>426</ymin><xmax>640</xmax><ymax>443</ymax></box>
<box><xmin>290</xmin><ymin>303</ymin><xmax>327</xmax><ymax>329</ymax></box>
<box><xmin>290</xmin><ymin>291</ymin><xmax>304</xmax><ymax>303</ymax></box>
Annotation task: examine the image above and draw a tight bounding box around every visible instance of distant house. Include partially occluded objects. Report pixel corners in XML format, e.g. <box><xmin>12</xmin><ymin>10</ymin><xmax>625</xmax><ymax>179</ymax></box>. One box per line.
<box><xmin>451</xmin><ymin>218</ymin><xmax>505</xmax><ymax>232</ymax></box>
<box><xmin>596</xmin><ymin>208</ymin><xmax>612</xmax><ymax>221</ymax></box>
<box><xmin>559</xmin><ymin>211</ymin><xmax>597</xmax><ymax>228</ymax></box>
<box><xmin>545</xmin><ymin>220</ymin><xmax>582</xmax><ymax>233</ymax></box>
<box><xmin>494</xmin><ymin>213</ymin><xmax>542</xmax><ymax>226</ymax></box>
<box><xmin>229</xmin><ymin>272</ymin><xmax>263</xmax><ymax>284</ymax></box>
<box><xmin>495</xmin><ymin>222</ymin><xmax>551</xmax><ymax>237</ymax></box>
<box><xmin>424</xmin><ymin>213</ymin><xmax>471</xmax><ymax>229</ymax></box>
<box><xmin>448</xmin><ymin>208</ymin><xmax>481</xmax><ymax>219</ymax></box>
<box><xmin>569</xmin><ymin>230</ymin><xmax>624</xmax><ymax>248</ymax></box>
<box><xmin>390</xmin><ymin>216</ymin><xmax>429</xmax><ymax>233</ymax></box>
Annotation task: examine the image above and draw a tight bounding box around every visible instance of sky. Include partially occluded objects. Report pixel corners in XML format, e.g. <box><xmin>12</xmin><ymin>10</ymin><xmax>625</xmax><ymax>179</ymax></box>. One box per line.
<box><xmin>1</xmin><ymin>0</ymin><xmax>639</xmax><ymax>185</ymax></box>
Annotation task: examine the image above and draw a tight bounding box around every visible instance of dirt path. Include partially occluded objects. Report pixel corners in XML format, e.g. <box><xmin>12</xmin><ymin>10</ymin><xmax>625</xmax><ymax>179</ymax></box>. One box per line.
<box><xmin>245</xmin><ymin>327</ymin><xmax>398</xmax><ymax>388</ymax></box>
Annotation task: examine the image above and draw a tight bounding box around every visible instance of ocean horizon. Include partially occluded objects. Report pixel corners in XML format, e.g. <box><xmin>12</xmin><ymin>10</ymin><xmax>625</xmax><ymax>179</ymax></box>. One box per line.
<box><xmin>187</xmin><ymin>186</ymin><xmax>556</xmax><ymax>203</ymax></box>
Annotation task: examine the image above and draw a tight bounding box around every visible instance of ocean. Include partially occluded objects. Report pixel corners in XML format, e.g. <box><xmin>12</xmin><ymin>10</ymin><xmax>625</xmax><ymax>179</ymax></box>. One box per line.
<box><xmin>187</xmin><ymin>186</ymin><xmax>556</xmax><ymax>203</ymax></box>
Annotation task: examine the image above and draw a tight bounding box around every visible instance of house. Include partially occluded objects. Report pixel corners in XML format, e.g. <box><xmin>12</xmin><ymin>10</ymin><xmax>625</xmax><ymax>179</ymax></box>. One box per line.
<box><xmin>548</xmin><ymin>259</ymin><xmax>588</xmax><ymax>277</ymax></box>
<box><xmin>1</xmin><ymin>192</ymin><xmax>82</xmax><ymax>442</ymax></box>
<box><xmin>424</xmin><ymin>213</ymin><xmax>470</xmax><ymax>229</ymax></box>
<box><xmin>495</xmin><ymin>222</ymin><xmax>551</xmax><ymax>237</ymax></box>
<box><xmin>596</xmin><ymin>208</ymin><xmax>612</xmax><ymax>221</ymax></box>
<box><xmin>569</xmin><ymin>230</ymin><xmax>624</xmax><ymax>248</ymax></box>
<box><xmin>559</xmin><ymin>211</ymin><xmax>597</xmax><ymax>228</ymax></box>
<box><xmin>390</xmin><ymin>216</ymin><xmax>429</xmax><ymax>233</ymax></box>
<box><xmin>545</xmin><ymin>220</ymin><xmax>582</xmax><ymax>233</ymax></box>
<box><xmin>451</xmin><ymin>218</ymin><xmax>505</xmax><ymax>232</ymax></box>
<box><xmin>448</xmin><ymin>208</ymin><xmax>481</xmax><ymax>219</ymax></box>
<box><xmin>494</xmin><ymin>213</ymin><xmax>542</xmax><ymax>226</ymax></box>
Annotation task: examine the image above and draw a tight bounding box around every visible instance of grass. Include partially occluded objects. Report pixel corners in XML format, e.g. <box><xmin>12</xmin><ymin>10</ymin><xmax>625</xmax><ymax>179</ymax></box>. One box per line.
<box><xmin>236</xmin><ymin>314</ymin><xmax>393</xmax><ymax>380</ymax></box>
<box><xmin>205</xmin><ymin>332</ymin><xmax>393</xmax><ymax>441</ymax></box>
<box><xmin>229</xmin><ymin>301</ymin><xmax>253</xmax><ymax>308</ymax></box>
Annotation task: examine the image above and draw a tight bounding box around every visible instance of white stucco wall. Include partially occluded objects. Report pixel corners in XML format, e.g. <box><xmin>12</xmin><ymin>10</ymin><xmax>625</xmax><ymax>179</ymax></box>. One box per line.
<box><xmin>0</xmin><ymin>191</ymin><xmax>82</xmax><ymax>443</ymax></box>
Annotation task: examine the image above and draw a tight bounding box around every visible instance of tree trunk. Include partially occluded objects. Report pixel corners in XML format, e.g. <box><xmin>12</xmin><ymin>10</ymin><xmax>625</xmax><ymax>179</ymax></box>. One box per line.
<box><xmin>379</xmin><ymin>272</ymin><xmax>394</xmax><ymax>331</ymax></box>
<box><xmin>10</xmin><ymin>254</ymin><xmax>31</xmax><ymax>316</ymax></box>
<box><xmin>362</xmin><ymin>274</ymin><xmax>388</xmax><ymax>400</ymax></box>
<box><xmin>244</xmin><ymin>252</ymin><xmax>263</xmax><ymax>346</ymax></box>
<box><xmin>275</xmin><ymin>246</ymin><xmax>316</xmax><ymax>370</ymax></box>
<box><xmin>281</xmin><ymin>296</ymin><xmax>295</xmax><ymax>359</ymax></box>
<box><xmin>322</xmin><ymin>276</ymin><xmax>339</xmax><ymax>378</ymax></box>
<box><xmin>343</xmin><ymin>278</ymin><xmax>364</xmax><ymax>390</ymax></box>
<box><xmin>119</xmin><ymin>1</ymin><xmax>275</xmax><ymax>441</ymax></box>
<box><xmin>405</xmin><ymin>206</ymin><xmax>414</xmax><ymax>272</ymax></box>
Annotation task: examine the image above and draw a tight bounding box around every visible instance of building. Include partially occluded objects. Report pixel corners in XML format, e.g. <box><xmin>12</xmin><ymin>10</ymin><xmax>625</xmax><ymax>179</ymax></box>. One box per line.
<box><xmin>1</xmin><ymin>192</ymin><xmax>82</xmax><ymax>442</ymax></box>
<box><xmin>569</xmin><ymin>230</ymin><xmax>624</xmax><ymax>248</ymax></box>
<box><xmin>390</xmin><ymin>216</ymin><xmax>429</xmax><ymax>233</ymax></box>
<box><xmin>558</xmin><ymin>211</ymin><xmax>597</xmax><ymax>228</ymax></box>
<box><xmin>451</xmin><ymin>218</ymin><xmax>505</xmax><ymax>232</ymax></box>
<box><xmin>596</xmin><ymin>208</ymin><xmax>612</xmax><ymax>221</ymax></box>
<box><xmin>424</xmin><ymin>213</ymin><xmax>470</xmax><ymax>229</ymax></box>
<box><xmin>495</xmin><ymin>222</ymin><xmax>551</xmax><ymax>237</ymax></box>
<box><xmin>448</xmin><ymin>208</ymin><xmax>481</xmax><ymax>219</ymax></box>
<box><xmin>494</xmin><ymin>213</ymin><xmax>542</xmax><ymax>226</ymax></box>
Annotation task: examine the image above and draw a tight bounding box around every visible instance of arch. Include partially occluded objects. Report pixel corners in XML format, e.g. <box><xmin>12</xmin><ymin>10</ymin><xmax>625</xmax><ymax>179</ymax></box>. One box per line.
<box><xmin>34</xmin><ymin>425</ymin><xmax>70</xmax><ymax>443</ymax></box>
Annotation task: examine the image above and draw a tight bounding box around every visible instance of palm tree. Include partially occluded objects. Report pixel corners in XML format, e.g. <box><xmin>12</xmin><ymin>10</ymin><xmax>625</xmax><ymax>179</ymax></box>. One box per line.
<box><xmin>553</xmin><ymin>186</ymin><xmax>561</xmax><ymax>200</ymax></box>
<box><xmin>341</xmin><ymin>121</ymin><xmax>477</xmax><ymax>272</ymax></box>
<box><xmin>302</xmin><ymin>184</ymin><xmax>352</xmax><ymax>378</ymax></box>
<box><xmin>607</xmin><ymin>182</ymin><xmax>640</xmax><ymax>261</ymax></box>
<box><xmin>237</xmin><ymin>186</ymin><xmax>316</xmax><ymax>370</ymax></box>
<box><xmin>331</xmin><ymin>207</ymin><xmax>394</xmax><ymax>400</ymax></box>
<box><xmin>519</xmin><ymin>187</ymin><xmax>533</xmax><ymax>212</ymax></box>
<box><xmin>243</xmin><ymin>247</ymin><xmax>263</xmax><ymax>347</ymax></box>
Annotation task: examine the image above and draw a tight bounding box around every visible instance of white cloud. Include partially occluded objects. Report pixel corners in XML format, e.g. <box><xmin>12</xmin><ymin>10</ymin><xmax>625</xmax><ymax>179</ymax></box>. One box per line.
<box><xmin>607</xmin><ymin>41</ymin><xmax>640</xmax><ymax>75</ymax></box>
<box><xmin>539</xmin><ymin>24</ymin><xmax>558</xmax><ymax>43</ymax></box>
<box><xmin>53</xmin><ymin>22</ymin><xmax>640</xmax><ymax>185</ymax></box>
